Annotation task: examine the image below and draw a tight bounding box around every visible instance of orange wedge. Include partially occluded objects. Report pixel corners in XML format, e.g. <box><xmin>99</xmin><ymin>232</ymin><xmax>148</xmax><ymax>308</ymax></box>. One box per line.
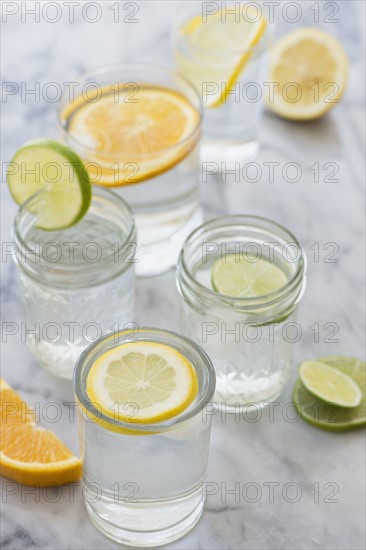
<box><xmin>61</xmin><ymin>85</ymin><xmax>200</xmax><ymax>186</ymax></box>
<box><xmin>0</xmin><ymin>379</ymin><xmax>82</xmax><ymax>486</ymax></box>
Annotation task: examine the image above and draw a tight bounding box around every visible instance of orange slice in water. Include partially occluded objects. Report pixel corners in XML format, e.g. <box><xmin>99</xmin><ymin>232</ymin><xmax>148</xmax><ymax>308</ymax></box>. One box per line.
<box><xmin>61</xmin><ymin>85</ymin><xmax>200</xmax><ymax>186</ymax></box>
<box><xmin>0</xmin><ymin>379</ymin><xmax>82</xmax><ymax>486</ymax></box>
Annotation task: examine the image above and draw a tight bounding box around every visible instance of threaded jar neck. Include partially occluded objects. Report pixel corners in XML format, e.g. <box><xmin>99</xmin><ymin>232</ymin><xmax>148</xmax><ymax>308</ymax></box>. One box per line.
<box><xmin>13</xmin><ymin>187</ymin><xmax>136</xmax><ymax>289</ymax></box>
<box><xmin>177</xmin><ymin>215</ymin><xmax>307</xmax><ymax>324</ymax></box>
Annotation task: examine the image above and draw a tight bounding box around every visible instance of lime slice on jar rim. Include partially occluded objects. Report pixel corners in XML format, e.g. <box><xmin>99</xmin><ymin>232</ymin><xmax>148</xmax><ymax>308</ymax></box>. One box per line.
<box><xmin>7</xmin><ymin>138</ymin><xmax>91</xmax><ymax>231</ymax></box>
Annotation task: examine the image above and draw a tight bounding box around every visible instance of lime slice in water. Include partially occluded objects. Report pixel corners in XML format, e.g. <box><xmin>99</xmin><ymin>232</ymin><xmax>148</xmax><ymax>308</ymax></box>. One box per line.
<box><xmin>294</xmin><ymin>356</ymin><xmax>366</xmax><ymax>431</ymax></box>
<box><xmin>211</xmin><ymin>254</ymin><xmax>288</xmax><ymax>298</ymax></box>
<box><xmin>7</xmin><ymin>139</ymin><xmax>91</xmax><ymax>230</ymax></box>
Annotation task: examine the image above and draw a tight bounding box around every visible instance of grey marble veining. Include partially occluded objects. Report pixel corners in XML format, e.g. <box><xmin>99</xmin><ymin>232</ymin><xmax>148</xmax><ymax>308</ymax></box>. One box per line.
<box><xmin>1</xmin><ymin>1</ymin><xmax>365</xmax><ymax>549</ymax></box>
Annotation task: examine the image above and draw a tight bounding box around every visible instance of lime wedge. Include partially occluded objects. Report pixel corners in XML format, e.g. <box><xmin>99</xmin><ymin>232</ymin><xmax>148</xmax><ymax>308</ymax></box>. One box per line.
<box><xmin>212</xmin><ymin>254</ymin><xmax>288</xmax><ymax>298</ymax></box>
<box><xmin>299</xmin><ymin>360</ymin><xmax>362</xmax><ymax>407</ymax></box>
<box><xmin>7</xmin><ymin>139</ymin><xmax>91</xmax><ymax>230</ymax></box>
<box><xmin>177</xmin><ymin>6</ymin><xmax>267</xmax><ymax>108</ymax></box>
<box><xmin>294</xmin><ymin>356</ymin><xmax>366</xmax><ymax>431</ymax></box>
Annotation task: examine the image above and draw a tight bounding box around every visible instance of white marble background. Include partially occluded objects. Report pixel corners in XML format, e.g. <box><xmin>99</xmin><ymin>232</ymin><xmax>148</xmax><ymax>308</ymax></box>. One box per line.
<box><xmin>1</xmin><ymin>1</ymin><xmax>365</xmax><ymax>549</ymax></box>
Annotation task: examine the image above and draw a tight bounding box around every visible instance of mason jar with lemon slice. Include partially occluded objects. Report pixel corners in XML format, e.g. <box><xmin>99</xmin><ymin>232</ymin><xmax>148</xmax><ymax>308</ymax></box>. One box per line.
<box><xmin>58</xmin><ymin>64</ymin><xmax>202</xmax><ymax>276</ymax></box>
<box><xmin>177</xmin><ymin>215</ymin><xmax>307</xmax><ymax>409</ymax></box>
<box><xmin>174</xmin><ymin>2</ymin><xmax>271</xmax><ymax>163</ymax></box>
<box><xmin>74</xmin><ymin>328</ymin><xmax>216</xmax><ymax>547</ymax></box>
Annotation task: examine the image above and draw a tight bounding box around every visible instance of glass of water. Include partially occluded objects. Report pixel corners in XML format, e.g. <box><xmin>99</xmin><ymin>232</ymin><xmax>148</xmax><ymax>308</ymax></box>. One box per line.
<box><xmin>74</xmin><ymin>327</ymin><xmax>216</xmax><ymax>547</ymax></box>
<box><xmin>177</xmin><ymin>215</ymin><xmax>307</xmax><ymax>410</ymax></box>
<box><xmin>13</xmin><ymin>187</ymin><xmax>136</xmax><ymax>379</ymax></box>
<box><xmin>58</xmin><ymin>64</ymin><xmax>202</xmax><ymax>276</ymax></box>
<box><xmin>174</xmin><ymin>1</ymin><xmax>272</xmax><ymax>163</ymax></box>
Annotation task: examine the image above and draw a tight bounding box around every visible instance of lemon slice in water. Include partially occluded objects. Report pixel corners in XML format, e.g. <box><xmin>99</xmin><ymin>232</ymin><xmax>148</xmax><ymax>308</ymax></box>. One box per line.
<box><xmin>177</xmin><ymin>5</ymin><xmax>267</xmax><ymax>108</ymax></box>
<box><xmin>62</xmin><ymin>86</ymin><xmax>200</xmax><ymax>186</ymax></box>
<box><xmin>86</xmin><ymin>342</ymin><xmax>198</xmax><ymax>424</ymax></box>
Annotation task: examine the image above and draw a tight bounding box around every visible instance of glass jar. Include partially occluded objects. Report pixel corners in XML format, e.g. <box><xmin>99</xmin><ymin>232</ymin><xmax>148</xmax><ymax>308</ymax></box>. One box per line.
<box><xmin>58</xmin><ymin>64</ymin><xmax>202</xmax><ymax>277</ymax></box>
<box><xmin>177</xmin><ymin>215</ymin><xmax>307</xmax><ymax>410</ymax></box>
<box><xmin>173</xmin><ymin>1</ymin><xmax>273</xmax><ymax>164</ymax></box>
<box><xmin>74</xmin><ymin>327</ymin><xmax>216</xmax><ymax>547</ymax></box>
<box><xmin>13</xmin><ymin>187</ymin><xmax>136</xmax><ymax>379</ymax></box>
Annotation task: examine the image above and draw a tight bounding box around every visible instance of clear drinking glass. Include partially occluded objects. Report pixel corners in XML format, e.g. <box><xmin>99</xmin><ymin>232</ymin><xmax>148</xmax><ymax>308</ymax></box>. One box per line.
<box><xmin>58</xmin><ymin>64</ymin><xmax>202</xmax><ymax>276</ymax></box>
<box><xmin>174</xmin><ymin>1</ymin><xmax>272</xmax><ymax>163</ymax></box>
<box><xmin>13</xmin><ymin>187</ymin><xmax>136</xmax><ymax>379</ymax></box>
<box><xmin>74</xmin><ymin>328</ymin><xmax>216</xmax><ymax>547</ymax></box>
<box><xmin>177</xmin><ymin>215</ymin><xmax>307</xmax><ymax>410</ymax></box>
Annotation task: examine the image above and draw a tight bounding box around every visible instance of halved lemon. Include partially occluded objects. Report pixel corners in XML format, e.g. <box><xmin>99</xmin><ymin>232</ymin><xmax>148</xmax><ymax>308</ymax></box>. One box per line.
<box><xmin>62</xmin><ymin>86</ymin><xmax>200</xmax><ymax>186</ymax></box>
<box><xmin>86</xmin><ymin>341</ymin><xmax>198</xmax><ymax>425</ymax></box>
<box><xmin>0</xmin><ymin>379</ymin><xmax>82</xmax><ymax>486</ymax></box>
<box><xmin>176</xmin><ymin>5</ymin><xmax>267</xmax><ymax>108</ymax></box>
<box><xmin>266</xmin><ymin>27</ymin><xmax>349</xmax><ymax>120</ymax></box>
<box><xmin>212</xmin><ymin>254</ymin><xmax>288</xmax><ymax>298</ymax></box>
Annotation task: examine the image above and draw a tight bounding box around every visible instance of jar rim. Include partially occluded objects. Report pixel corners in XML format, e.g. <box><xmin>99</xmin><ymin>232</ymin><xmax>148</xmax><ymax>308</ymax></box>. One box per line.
<box><xmin>178</xmin><ymin>214</ymin><xmax>307</xmax><ymax>311</ymax></box>
<box><xmin>13</xmin><ymin>186</ymin><xmax>136</xmax><ymax>287</ymax></box>
<box><xmin>73</xmin><ymin>327</ymin><xmax>216</xmax><ymax>432</ymax></box>
<box><xmin>57</xmin><ymin>63</ymin><xmax>202</xmax><ymax>160</ymax></box>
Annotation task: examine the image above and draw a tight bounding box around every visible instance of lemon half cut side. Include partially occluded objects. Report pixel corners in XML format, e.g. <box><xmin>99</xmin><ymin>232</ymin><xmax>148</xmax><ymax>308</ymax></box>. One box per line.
<box><xmin>267</xmin><ymin>27</ymin><xmax>349</xmax><ymax>120</ymax></box>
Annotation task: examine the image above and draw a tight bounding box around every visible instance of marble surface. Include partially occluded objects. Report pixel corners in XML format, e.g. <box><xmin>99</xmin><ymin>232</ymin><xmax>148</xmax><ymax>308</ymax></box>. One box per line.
<box><xmin>1</xmin><ymin>1</ymin><xmax>365</xmax><ymax>549</ymax></box>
